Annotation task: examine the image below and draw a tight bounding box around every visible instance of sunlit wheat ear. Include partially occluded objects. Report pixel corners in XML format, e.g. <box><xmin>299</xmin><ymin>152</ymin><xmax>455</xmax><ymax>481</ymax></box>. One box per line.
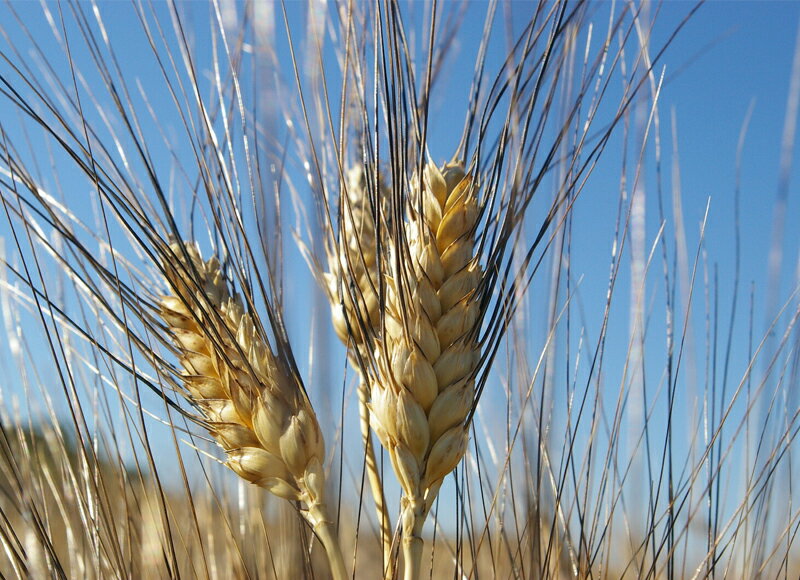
<box><xmin>159</xmin><ymin>242</ymin><xmax>346</xmax><ymax>580</ymax></box>
<box><xmin>370</xmin><ymin>161</ymin><xmax>480</xmax><ymax>580</ymax></box>
<box><xmin>325</xmin><ymin>166</ymin><xmax>381</xmax><ymax>346</ymax></box>
<box><xmin>322</xmin><ymin>166</ymin><xmax>393</xmax><ymax>567</ymax></box>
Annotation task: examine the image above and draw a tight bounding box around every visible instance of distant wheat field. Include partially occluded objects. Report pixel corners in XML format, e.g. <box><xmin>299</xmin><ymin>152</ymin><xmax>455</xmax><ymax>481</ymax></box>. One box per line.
<box><xmin>0</xmin><ymin>1</ymin><xmax>798</xmax><ymax>578</ymax></box>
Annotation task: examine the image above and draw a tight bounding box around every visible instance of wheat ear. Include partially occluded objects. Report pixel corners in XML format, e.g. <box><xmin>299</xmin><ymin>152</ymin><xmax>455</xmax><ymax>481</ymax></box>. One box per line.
<box><xmin>370</xmin><ymin>162</ymin><xmax>480</xmax><ymax>580</ymax></box>
<box><xmin>160</xmin><ymin>243</ymin><xmax>347</xmax><ymax>580</ymax></box>
<box><xmin>324</xmin><ymin>167</ymin><xmax>392</xmax><ymax>567</ymax></box>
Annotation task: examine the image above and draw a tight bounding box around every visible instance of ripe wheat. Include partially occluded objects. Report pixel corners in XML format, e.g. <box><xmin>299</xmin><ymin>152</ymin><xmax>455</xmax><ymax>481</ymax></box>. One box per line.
<box><xmin>325</xmin><ymin>166</ymin><xmax>382</xmax><ymax>349</ymax></box>
<box><xmin>365</xmin><ymin>161</ymin><xmax>481</xmax><ymax>579</ymax></box>
<box><xmin>5</xmin><ymin>2</ymin><xmax>792</xmax><ymax>579</ymax></box>
<box><xmin>160</xmin><ymin>242</ymin><xmax>346</xmax><ymax>580</ymax></box>
<box><xmin>322</xmin><ymin>166</ymin><xmax>393</xmax><ymax>565</ymax></box>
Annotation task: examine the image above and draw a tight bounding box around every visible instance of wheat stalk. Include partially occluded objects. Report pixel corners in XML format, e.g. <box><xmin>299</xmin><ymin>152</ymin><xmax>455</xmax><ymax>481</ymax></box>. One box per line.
<box><xmin>159</xmin><ymin>242</ymin><xmax>347</xmax><ymax>580</ymax></box>
<box><xmin>366</xmin><ymin>161</ymin><xmax>480</xmax><ymax>580</ymax></box>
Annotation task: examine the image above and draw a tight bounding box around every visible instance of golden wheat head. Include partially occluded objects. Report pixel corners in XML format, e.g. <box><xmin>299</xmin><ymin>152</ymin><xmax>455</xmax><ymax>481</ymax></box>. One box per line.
<box><xmin>159</xmin><ymin>242</ymin><xmax>346</xmax><ymax>579</ymax></box>
<box><xmin>363</xmin><ymin>161</ymin><xmax>481</xmax><ymax>578</ymax></box>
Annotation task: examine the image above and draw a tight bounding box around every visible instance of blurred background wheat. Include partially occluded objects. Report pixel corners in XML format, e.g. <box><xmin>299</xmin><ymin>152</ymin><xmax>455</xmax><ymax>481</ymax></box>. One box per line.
<box><xmin>0</xmin><ymin>0</ymin><xmax>798</xmax><ymax>578</ymax></box>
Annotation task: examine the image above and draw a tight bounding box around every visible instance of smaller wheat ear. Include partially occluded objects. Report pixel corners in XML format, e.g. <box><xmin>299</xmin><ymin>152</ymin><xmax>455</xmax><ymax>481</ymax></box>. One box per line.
<box><xmin>323</xmin><ymin>165</ymin><xmax>393</xmax><ymax>570</ymax></box>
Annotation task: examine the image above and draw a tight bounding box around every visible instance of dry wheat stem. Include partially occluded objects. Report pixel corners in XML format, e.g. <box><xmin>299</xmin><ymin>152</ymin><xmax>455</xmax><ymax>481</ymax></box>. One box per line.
<box><xmin>159</xmin><ymin>242</ymin><xmax>346</xmax><ymax>580</ymax></box>
<box><xmin>367</xmin><ymin>161</ymin><xmax>480</xmax><ymax>580</ymax></box>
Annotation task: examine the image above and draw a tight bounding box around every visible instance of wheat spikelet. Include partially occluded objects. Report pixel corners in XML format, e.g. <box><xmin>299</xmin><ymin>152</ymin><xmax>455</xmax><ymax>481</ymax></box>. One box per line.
<box><xmin>159</xmin><ymin>242</ymin><xmax>346</xmax><ymax>580</ymax></box>
<box><xmin>369</xmin><ymin>161</ymin><xmax>480</xmax><ymax>579</ymax></box>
